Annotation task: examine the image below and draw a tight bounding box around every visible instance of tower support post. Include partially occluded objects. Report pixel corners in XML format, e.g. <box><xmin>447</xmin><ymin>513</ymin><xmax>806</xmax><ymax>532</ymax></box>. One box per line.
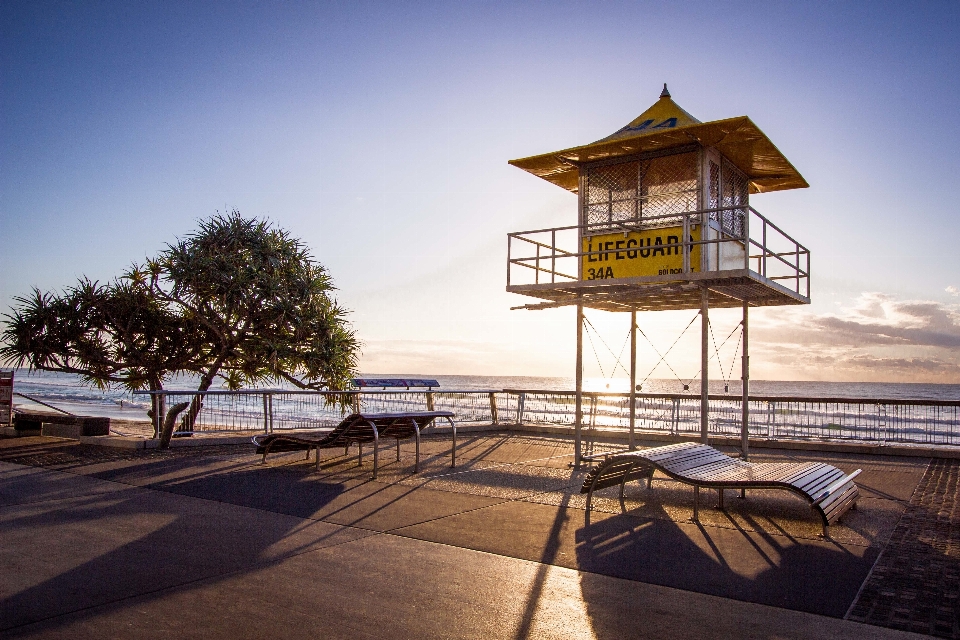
<box><xmin>701</xmin><ymin>287</ymin><xmax>709</xmax><ymax>444</ymax></box>
<box><xmin>575</xmin><ymin>304</ymin><xmax>584</xmax><ymax>466</ymax></box>
<box><xmin>741</xmin><ymin>301</ymin><xmax>750</xmax><ymax>460</ymax></box>
<box><xmin>629</xmin><ymin>310</ymin><xmax>637</xmax><ymax>450</ymax></box>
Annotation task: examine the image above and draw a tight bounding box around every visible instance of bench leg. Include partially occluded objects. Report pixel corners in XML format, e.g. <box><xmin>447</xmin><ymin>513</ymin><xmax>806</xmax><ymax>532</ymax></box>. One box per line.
<box><xmin>414</xmin><ymin>421</ymin><xmax>421</xmax><ymax>473</ymax></box>
<box><xmin>446</xmin><ymin>416</ymin><xmax>457</xmax><ymax>468</ymax></box>
<box><xmin>619</xmin><ymin>462</ymin><xmax>638</xmax><ymax>513</ymax></box>
<box><xmin>585</xmin><ymin>473</ymin><xmax>601</xmax><ymax>526</ymax></box>
<box><xmin>718</xmin><ymin>488</ymin><xmax>724</xmax><ymax>510</ymax></box>
<box><xmin>316</xmin><ymin>446</ymin><xmax>322</xmax><ymax>471</ymax></box>
<box><xmin>693</xmin><ymin>486</ymin><xmax>699</xmax><ymax>522</ymax></box>
<box><xmin>396</xmin><ymin>438</ymin><xmax>400</xmax><ymax>462</ymax></box>
<box><xmin>358</xmin><ymin>442</ymin><xmax>363</xmax><ymax>467</ymax></box>
<box><xmin>740</xmin><ymin>488</ymin><xmax>745</xmax><ymax>499</ymax></box>
<box><xmin>305</xmin><ymin>448</ymin><xmax>310</xmax><ymax>460</ymax></box>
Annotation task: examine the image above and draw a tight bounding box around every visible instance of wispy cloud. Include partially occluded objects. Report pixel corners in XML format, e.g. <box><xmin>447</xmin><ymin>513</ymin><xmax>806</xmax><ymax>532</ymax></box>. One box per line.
<box><xmin>751</xmin><ymin>293</ymin><xmax>960</xmax><ymax>382</ymax></box>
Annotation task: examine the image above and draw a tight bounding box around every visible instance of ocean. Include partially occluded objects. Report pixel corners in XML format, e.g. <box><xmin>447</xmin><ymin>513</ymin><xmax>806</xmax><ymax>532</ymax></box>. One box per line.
<box><xmin>5</xmin><ymin>369</ymin><xmax>959</xmax><ymax>423</ymax></box>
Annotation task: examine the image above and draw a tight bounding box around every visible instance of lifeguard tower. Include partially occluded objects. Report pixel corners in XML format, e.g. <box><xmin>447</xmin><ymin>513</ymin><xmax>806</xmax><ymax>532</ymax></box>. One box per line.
<box><xmin>506</xmin><ymin>85</ymin><xmax>810</xmax><ymax>463</ymax></box>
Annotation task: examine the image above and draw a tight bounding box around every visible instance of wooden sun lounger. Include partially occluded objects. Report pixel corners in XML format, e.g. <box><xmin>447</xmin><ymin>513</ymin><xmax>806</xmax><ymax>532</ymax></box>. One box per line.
<box><xmin>252</xmin><ymin>411</ymin><xmax>456</xmax><ymax>479</ymax></box>
<box><xmin>580</xmin><ymin>442</ymin><xmax>861</xmax><ymax>536</ymax></box>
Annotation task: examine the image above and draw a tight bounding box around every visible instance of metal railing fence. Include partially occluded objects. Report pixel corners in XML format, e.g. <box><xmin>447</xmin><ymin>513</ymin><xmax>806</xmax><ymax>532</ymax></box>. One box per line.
<box><xmin>135</xmin><ymin>389</ymin><xmax>960</xmax><ymax>447</ymax></box>
<box><xmin>136</xmin><ymin>389</ymin><xmax>501</xmax><ymax>437</ymax></box>
<box><xmin>505</xmin><ymin>390</ymin><xmax>960</xmax><ymax>447</ymax></box>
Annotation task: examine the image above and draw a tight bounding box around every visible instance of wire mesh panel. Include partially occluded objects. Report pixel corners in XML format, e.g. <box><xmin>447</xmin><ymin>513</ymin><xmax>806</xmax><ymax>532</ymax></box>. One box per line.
<box><xmin>584</xmin><ymin>160</ymin><xmax>638</xmax><ymax>227</ymax></box>
<box><xmin>708</xmin><ymin>160</ymin><xmax>720</xmax><ymax>210</ymax></box>
<box><xmin>705</xmin><ymin>159</ymin><xmax>747</xmax><ymax>238</ymax></box>
<box><xmin>583</xmin><ymin>151</ymin><xmax>699</xmax><ymax>231</ymax></box>
<box><xmin>716</xmin><ymin>159</ymin><xmax>747</xmax><ymax>237</ymax></box>
<box><xmin>640</xmin><ymin>152</ymin><xmax>699</xmax><ymax>222</ymax></box>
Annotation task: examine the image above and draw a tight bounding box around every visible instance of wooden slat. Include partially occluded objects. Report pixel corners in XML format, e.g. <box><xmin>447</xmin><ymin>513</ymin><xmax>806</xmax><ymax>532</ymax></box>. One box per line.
<box><xmin>792</xmin><ymin>468</ymin><xmax>844</xmax><ymax>494</ymax></box>
<box><xmin>785</xmin><ymin>467</ymin><xmax>834</xmax><ymax>492</ymax></box>
<box><xmin>776</xmin><ymin>462</ymin><xmax>827</xmax><ymax>484</ymax></box>
<box><xmin>821</xmin><ymin>488</ymin><xmax>859</xmax><ymax>524</ymax></box>
<box><xmin>657</xmin><ymin>448</ymin><xmax>729</xmax><ymax>466</ymax></box>
<box><xmin>683</xmin><ymin>461</ymin><xmax>743</xmax><ymax>481</ymax></box>
<box><xmin>659</xmin><ymin>451</ymin><xmax>730</xmax><ymax>474</ymax></box>
<box><xmin>820</xmin><ymin>484</ymin><xmax>859</xmax><ymax>518</ymax></box>
<box><xmin>641</xmin><ymin>443</ymin><xmax>703</xmax><ymax>461</ymax></box>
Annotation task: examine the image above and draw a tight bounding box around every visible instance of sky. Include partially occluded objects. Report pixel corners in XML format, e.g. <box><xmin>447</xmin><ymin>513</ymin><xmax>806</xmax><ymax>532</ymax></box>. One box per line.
<box><xmin>2</xmin><ymin>1</ymin><xmax>959</xmax><ymax>384</ymax></box>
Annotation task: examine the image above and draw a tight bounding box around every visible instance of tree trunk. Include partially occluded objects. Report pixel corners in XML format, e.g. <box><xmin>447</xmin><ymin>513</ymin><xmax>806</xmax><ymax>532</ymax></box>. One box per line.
<box><xmin>159</xmin><ymin>401</ymin><xmax>190</xmax><ymax>449</ymax></box>
<box><xmin>176</xmin><ymin>360</ymin><xmax>225</xmax><ymax>436</ymax></box>
<box><xmin>147</xmin><ymin>377</ymin><xmax>163</xmax><ymax>438</ymax></box>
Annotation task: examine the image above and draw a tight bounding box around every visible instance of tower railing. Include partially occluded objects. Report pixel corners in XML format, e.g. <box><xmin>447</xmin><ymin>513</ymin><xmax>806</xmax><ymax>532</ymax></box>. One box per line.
<box><xmin>506</xmin><ymin>205</ymin><xmax>810</xmax><ymax>299</ymax></box>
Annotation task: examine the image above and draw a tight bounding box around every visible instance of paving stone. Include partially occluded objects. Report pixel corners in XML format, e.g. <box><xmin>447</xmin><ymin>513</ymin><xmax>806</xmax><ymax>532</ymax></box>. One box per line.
<box><xmin>847</xmin><ymin>458</ymin><xmax>960</xmax><ymax>638</ymax></box>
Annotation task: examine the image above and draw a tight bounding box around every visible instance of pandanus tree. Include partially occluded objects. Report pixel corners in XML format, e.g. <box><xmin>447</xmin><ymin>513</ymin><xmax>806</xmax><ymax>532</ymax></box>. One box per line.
<box><xmin>1</xmin><ymin>211</ymin><xmax>360</xmax><ymax>447</ymax></box>
<box><xmin>139</xmin><ymin>212</ymin><xmax>359</xmax><ymax>441</ymax></box>
<box><xmin>0</xmin><ymin>278</ymin><xmax>207</xmax><ymax>435</ymax></box>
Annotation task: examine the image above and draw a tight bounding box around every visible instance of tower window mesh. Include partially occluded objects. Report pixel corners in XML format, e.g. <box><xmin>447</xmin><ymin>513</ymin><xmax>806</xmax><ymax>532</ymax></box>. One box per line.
<box><xmin>584</xmin><ymin>151</ymin><xmax>698</xmax><ymax>230</ymax></box>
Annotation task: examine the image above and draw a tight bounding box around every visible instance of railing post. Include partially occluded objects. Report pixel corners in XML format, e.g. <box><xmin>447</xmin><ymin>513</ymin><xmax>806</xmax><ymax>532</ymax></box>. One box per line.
<box><xmin>629</xmin><ymin>310</ymin><xmax>637</xmax><ymax>450</ymax></box>
<box><xmin>152</xmin><ymin>393</ymin><xmax>162</xmax><ymax>439</ymax></box>
<box><xmin>762</xmin><ymin>219</ymin><xmax>767</xmax><ymax>277</ymax></box>
<box><xmin>741</xmin><ymin>302</ymin><xmax>749</xmax><ymax>460</ymax></box>
<box><xmin>489</xmin><ymin>392</ymin><xmax>499</xmax><ymax>426</ymax></box>
<box><xmin>795</xmin><ymin>241</ymin><xmax>800</xmax><ymax>294</ymax></box>
<box><xmin>700</xmin><ymin>286</ymin><xmax>709</xmax><ymax>444</ymax></box>
<box><xmin>575</xmin><ymin>304</ymin><xmax>584</xmax><ymax>465</ymax></box>
<box><xmin>878</xmin><ymin>402</ymin><xmax>886</xmax><ymax>445</ymax></box>
<box><xmin>262</xmin><ymin>394</ymin><xmax>269</xmax><ymax>434</ymax></box>
<box><xmin>743</xmin><ymin>207</ymin><xmax>750</xmax><ymax>271</ymax></box>
<box><xmin>507</xmin><ymin>235</ymin><xmax>512</xmax><ymax>287</ymax></box>
<box><xmin>551</xmin><ymin>229</ymin><xmax>556</xmax><ymax>284</ymax></box>
<box><xmin>535</xmin><ymin>244</ymin><xmax>540</xmax><ymax>284</ymax></box>
<box><xmin>352</xmin><ymin>392</ymin><xmax>361</xmax><ymax>415</ymax></box>
<box><xmin>768</xmin><ymin>401</ymin><xmax>776</xmax><ymax>438</ymax></box>
<box><xmin>516</xmin><ymin>392</ymin><xmax>526</xmax><ymax>425</ymax></box>
<box><xmin>426</xmin><ymin>392</ymin><xmax>435</xmax><ymax>412</ymax></box>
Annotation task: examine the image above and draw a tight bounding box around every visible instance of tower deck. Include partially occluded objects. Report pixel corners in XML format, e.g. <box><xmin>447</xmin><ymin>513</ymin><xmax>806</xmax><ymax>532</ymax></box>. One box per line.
<box><xmin>507</xmin><ymin>205</ymin><xmax>809</xmax><ymax>312</ymax></box>
<box><xmin>508</xmin><ymin>269</ymin><xmax>808</xmax><ymax>312</ymax></box>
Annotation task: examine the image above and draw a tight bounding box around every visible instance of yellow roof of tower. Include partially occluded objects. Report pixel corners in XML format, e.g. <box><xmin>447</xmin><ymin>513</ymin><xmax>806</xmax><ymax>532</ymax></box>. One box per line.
<box><xmin>509</xmin><ymin>85</ymin><xmax>808</xmax><ymax>194</ymax></box>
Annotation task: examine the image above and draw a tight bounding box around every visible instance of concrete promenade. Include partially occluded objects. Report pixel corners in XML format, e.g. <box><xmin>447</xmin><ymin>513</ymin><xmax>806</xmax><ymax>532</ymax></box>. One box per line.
<box><xmin>0</xmin><ymin>433</ymin><xmax>943</xmax><ymax>639</ymax></box>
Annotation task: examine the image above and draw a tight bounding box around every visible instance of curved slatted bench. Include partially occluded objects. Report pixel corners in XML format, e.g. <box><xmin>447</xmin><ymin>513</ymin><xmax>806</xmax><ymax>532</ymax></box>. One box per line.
<box><xmin>253</xmin><ymin>411</ymin><xmax>456</xmax><ymax>479</ymax></box>
<box><xmin>581</xmin><ymin>442</ymin><xmax>861</xmax><ymax>536</ymax></box>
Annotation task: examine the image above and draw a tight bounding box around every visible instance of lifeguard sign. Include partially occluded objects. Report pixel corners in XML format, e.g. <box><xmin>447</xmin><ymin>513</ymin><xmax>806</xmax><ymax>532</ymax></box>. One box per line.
<box><xmin>505</xmin><ymin>85</ymin><xmax>811</xmax><ymax>463</ymax></box>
